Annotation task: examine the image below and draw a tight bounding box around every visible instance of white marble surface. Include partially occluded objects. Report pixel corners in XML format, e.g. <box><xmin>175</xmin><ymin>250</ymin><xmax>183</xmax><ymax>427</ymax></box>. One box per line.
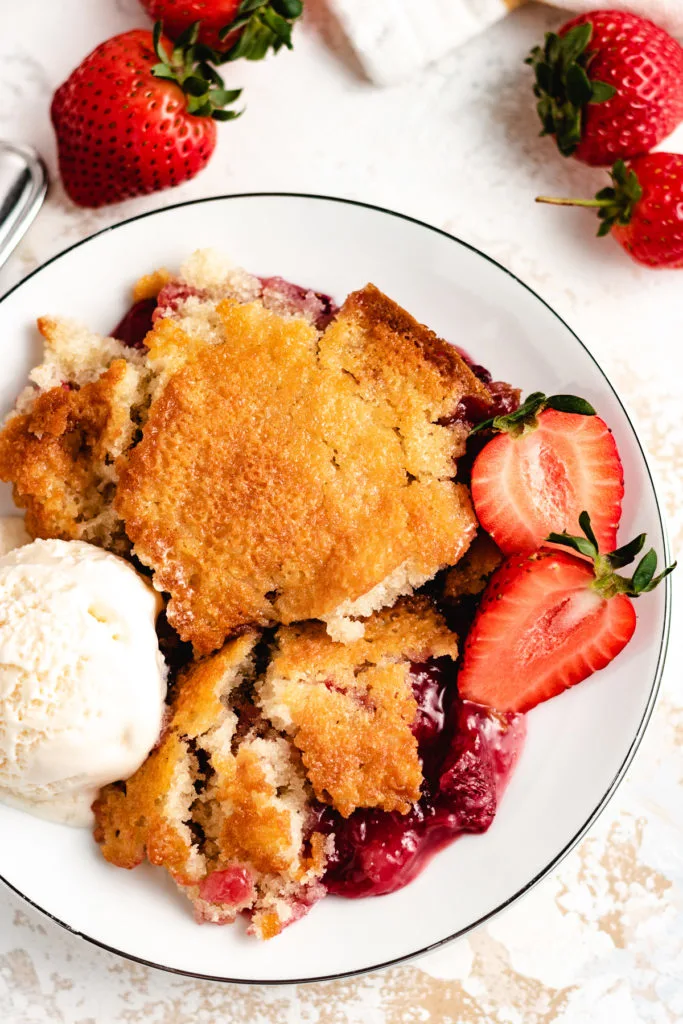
<box><xmin>1</xmin><ymin>1</ymin><xmax>682</xmax><ymax>1021</ymax></box>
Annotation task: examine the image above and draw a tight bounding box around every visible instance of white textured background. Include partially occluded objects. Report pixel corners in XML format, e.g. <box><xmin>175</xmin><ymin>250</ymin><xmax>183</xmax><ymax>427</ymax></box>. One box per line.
<box><xmin>1</xmin><ymin>2</ymin><xmax>682</xmax><ymax>1021</ymax></box>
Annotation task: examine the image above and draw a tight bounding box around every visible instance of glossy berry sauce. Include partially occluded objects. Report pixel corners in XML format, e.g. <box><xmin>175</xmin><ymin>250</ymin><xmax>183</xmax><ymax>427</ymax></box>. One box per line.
<box><xmin>111</xmin><ymin>297</ymin><xmax>156</xmax><ymax>349</ymax></box>
<box><xmin>314</xmin><ymin>659</ymin><xmax>525</xmax><ymax>898</ymax></box>
<box><xmin>452</xmin><ymin>346</ymin><xmax>520</xmax><ymax>428</ymax></box>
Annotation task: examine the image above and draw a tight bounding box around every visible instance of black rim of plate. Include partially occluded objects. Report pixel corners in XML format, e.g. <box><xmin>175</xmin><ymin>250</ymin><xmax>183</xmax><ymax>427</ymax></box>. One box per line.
<box><xmin>0</xmin><ymin>192</ymin><xmax>673</xmax><ymax>986</ymax></box>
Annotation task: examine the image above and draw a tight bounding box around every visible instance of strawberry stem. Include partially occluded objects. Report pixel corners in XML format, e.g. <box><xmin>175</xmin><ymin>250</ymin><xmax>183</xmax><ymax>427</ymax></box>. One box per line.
<box><xmin>536</xmin><ymin>160</ymin><xmax>643</xmax><ymax>237</ymax></box>
<box><xmin>547</xmin><ymin>512</ymin><xmax>676</xmax><ymax>597</ymax></box>
<box><xmin>536</xmin><ymin>196</ymin><xmax>614</xmax><ymax>208</ymax></box>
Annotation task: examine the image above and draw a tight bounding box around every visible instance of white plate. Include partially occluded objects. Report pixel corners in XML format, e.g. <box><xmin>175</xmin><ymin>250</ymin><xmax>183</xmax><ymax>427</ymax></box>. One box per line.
<box><xmin>0</xmin><ymin>194</ymin><xmax>671</xmax><ymax>984</ymax></box>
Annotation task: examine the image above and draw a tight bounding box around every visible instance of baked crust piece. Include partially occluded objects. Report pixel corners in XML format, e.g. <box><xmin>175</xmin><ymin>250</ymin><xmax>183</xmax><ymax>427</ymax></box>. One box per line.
<box><xmin>94</xmin><ymin>634</ymin><xmax>255</xmax><ymax>879</ymax></box>
<box><xmin>116</xmin><ymin>286</ymin><xmax>488</xmax><ymax>653</ymax></box>
<box><xmin>259</xmin><ymin>596</ymin><xmax>459</xmax><ymax>817</ymax></box>
<box><xmin>0</xmin><ymin>264</ymin><xmax>490</xmax><ymax>651</ymax></box>
<box><xmin>0</xmin><ymin>314</ymin><xmax>146</xmax><ymax>550</ymax></box>
<box><xmin>94</xmin><ymin>632</ymin><xmax>328</xmax><ymax>940</ymax></box>
<box><xmin>442</xmin><ymin>531</ymin><xmax>503</xmax><ymax>600</ymax></box>
<box><xmin>0</xmin><ymin>358</ymin><xmax>140</xmax><ymax>549</ymax></box>
<box><xmin>93</xmin><ymin>596</ymin><xmax>461</xmax><ymax>936</ymax></box>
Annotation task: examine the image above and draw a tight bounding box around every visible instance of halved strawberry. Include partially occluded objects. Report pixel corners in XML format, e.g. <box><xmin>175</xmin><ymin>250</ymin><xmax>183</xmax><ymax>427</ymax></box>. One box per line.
<box><xmin>470</xmin><ymin>392</ymin><xmax>623</xmax><ymax>555</ymax></box>
<box><xmin>458</xmin><ymin>513</ymin><xmax>674</xmax><ymax>714</ymax></box>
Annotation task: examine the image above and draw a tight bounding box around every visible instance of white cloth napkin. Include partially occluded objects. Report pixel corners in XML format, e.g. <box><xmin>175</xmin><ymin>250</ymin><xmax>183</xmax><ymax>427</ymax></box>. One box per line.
<box><xmin>327</xmin><ymin>1</ymin><xmax>683</xmax><ymax>85</ymax></box>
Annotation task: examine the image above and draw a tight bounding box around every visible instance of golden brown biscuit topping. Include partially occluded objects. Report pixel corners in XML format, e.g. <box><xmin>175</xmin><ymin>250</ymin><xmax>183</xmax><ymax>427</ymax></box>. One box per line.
<box><xmin>116</xmin><ymin>289</ymin><xmax>485</xmax><ymax>653</ymax></box>
<box><xmin>0</xmin><ymin>360</ymin><xmax>137</xmax><ymax>545</ymax></box>
<box><xmin>260</xmin><ymin>597</ymin><xmax>458</xmax><ymax>817</ymax></box>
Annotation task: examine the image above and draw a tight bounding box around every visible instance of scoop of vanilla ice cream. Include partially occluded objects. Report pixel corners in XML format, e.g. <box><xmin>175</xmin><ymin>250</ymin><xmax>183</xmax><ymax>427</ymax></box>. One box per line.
<box><xmin>0</xmin><ymin>539</ymin><xmax>167</xmax><ymax>826</ymax></box>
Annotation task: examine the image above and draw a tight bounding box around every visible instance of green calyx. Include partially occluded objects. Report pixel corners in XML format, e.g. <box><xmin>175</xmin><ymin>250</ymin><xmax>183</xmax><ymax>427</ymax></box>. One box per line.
<box><xmin>548</xmin><ymin>511</ymin><xmax>676</xmax><ymax>598</ymax></box>
<box><xmin>217</xmin><ymin>0</ymin><xmax>304</xmax><ymax>62</ymax></box>
<box><xmin>536</xmin><ymin>160</ymin><xmax>644</xmax><ymax>236</ymax></box>
<box><xmin>525</xmin><ymin>22</ymin><xmax>617</xmax><ymax>157</ymax></box>
<box><xmin>469</xmin><ymin>391</ymin><xmax>596</xmax><ymax>438</ymax></box>
<box><xmin>592</xmin><ymin>159</ymin><xmax>644</xmax><ymax>236</ymax></box>
<box><xmin>151</xmin><ymin>21</ymin><xmax>243</xmax><ymax>121</ymax></box>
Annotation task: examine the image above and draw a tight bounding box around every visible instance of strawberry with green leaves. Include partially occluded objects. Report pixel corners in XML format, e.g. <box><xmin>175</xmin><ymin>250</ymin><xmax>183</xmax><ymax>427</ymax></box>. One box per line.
<box><xmin>458</xmin><ymin>513</ymin><xmax>674</xmax><ymax>714</ymax></box>
<box><xmin>527</xmin><ymin>10</ymin><xmax>683</xmax><ymax>166</ymax></box>
<box><xmin>537</xmin><ymin>154</ymin><xmax>683</xmax><ymax>269</ymax></box>
<box><xmin>139</xmin><ymin>0</ymin><xmax>303</xmax><ymax>60</ymax></box>
<box><xmin>470</xmin><ymin>392</ymin><xmax>623</xmax><ymax>556</ymax></box>
<box><xmin>51</xmin><ymin>24</ymin><xmax>242</xmax><ymax>208</ymax></box>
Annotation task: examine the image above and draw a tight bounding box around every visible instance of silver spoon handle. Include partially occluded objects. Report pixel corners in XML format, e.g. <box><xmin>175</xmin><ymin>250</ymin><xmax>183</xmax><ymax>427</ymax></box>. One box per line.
<box><xmin>0</xmin><ymin>142</ymin><xmax>48</xmax><ymax>270</ymax></box>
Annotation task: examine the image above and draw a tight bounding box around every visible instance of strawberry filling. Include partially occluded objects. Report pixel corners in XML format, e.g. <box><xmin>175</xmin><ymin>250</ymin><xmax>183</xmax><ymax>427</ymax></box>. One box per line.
<box><xmin>316</xmin><ymin>658</ymin><xmax>525</xmax><ymax>898</ymax></box>
<box><xmin>111</xmin><ymin>298</ymin><xmax>157</xmax><ymax>350</ymax></box>
<box><xmin>198</xmin><ymin>865</ymin><xmax>255</xmax><ymax>907</ymax></box>
<box><xmin>153</xmin><ymin>281</ymin><xmax>207</xmax><ymax>321</ymax></box>
<box><xmin>259</xmin><ymin>276</ymin><xmax>339</xmax><ymax>330</ymax></box>
<box><xmin>454</xmin><ymin>345</ymin><xmax>521</xmax><ymax>426</ymax></box>
<box><xmin>111</xmin><ymin>276</ymin><xmax>340</xmax><ymax>349</ymax></box>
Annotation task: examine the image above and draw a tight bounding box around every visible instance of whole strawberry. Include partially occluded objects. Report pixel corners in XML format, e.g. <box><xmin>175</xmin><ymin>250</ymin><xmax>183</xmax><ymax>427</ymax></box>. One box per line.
<box><xmin>526</xmin><ymin>10</ymin><xmax>683</xmax><ymax>166</ymax></box>
<box><xmin>51</xmin><ymin>25</ymin><xmax>241</xmax><ymax>208</ymax></box>
<box><xmin>140</xmin><ymin>0</ymin><xmax>303</xmax><ymax>58</ymax></box>
<box><xmin>537</xmin><ymin>154</ymin><xmax>683</xmax><ymax>269</ymax></box>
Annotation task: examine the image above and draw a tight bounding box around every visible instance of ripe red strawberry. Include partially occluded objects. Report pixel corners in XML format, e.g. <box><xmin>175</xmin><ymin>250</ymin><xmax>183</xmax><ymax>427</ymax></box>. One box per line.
<box><xmin>470</xmin><ymin>393</ymin><xmax>623</xmax><ymax>556</ymax></box>
<box><xmin>51</xmin><ymin>25</ymin><xmax>241</xmax><ymax>208</ymax></box>
<box><xmin>140</xmin><ymin>0</ymin><xmax>303</xmax><ymax>58</ymax></box>
<box><xmin>526</xmin><ymin>10</ymin><xmax>683</xmax><ymax>166</ymax></box>
<box><xmin>458</xmin><ymin>514</ymin><xmax>674</xmax><ymax>714</ymax></box>
<box><xmin>537</xmin><ymin>154</ymin><xmax>683</xmax><ymax>269</ymax></box>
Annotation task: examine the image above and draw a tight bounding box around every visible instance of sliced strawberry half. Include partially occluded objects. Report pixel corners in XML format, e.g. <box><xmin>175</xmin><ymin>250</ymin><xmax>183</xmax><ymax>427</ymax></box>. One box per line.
<box><xmin>470</xmin><ymin>393</ymin><xmax>623</xmax><ymax>555</ymax></box>
<box><xmin>458</xmin><ymin>513</ymin><xmax>674</xmax><ymax>714</ymax></box>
